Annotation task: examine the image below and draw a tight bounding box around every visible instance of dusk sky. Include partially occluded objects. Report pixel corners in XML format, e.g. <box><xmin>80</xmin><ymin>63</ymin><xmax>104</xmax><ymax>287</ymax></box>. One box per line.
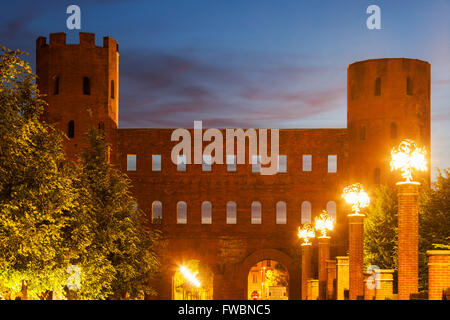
<box><xmin>0</xmin><ymin>0</ymin><xmax>449</xmax><ymax>175</ymax></box>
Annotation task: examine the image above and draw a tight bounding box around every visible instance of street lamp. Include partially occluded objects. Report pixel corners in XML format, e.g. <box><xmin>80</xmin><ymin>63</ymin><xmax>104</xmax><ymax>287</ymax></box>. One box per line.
<box><xmin>390</xmin><ymin>139</ymin><xmax>427</xmax><ymax>183</ymax></box>
<box><xmin>298</xmin><ymin>223</ymin><xmax>315</xmax><ymax>246</ymax></box>
<box><xmin>390</xmin><ymin>139</ymin><xmax>427</xmax><ymax>300</ymax></box>
<box><xmin>314</xmin><ymin>210</ymin><xmax>335</xmax><ymax>238</ymax></box>
<box><xmin>179</xmin><ymin>265</ymin><xmax>201</xmax><ymax>288</ymax></box>
<box><xmin>342</xmin><ymin>183</ymin><xmax>370</xmax><ymax>300</ymax></box>
<box><xmin>342</xmin><ymin>183</ymin><xmax>370</xmax><ymax>216</ymax></box>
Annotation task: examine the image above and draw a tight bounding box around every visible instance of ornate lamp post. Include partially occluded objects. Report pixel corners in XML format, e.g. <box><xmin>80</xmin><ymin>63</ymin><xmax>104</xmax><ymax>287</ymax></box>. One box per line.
<box><xmin>390</xmin><ymin>139</ymin><xmax>427</xmax><ymax>299</ymax></box>
<box><xmin>298</xmin><ymin>223</ymin><xmax>315</xmax><ymax>300</ymax></box>
<box><xmin>342</xmin><ymin>183</ymin><xmax>370</xmax><ymax>300</ymax></box>
<box><xmin>315</xmin><ymin>210</ymin><xmax>335</xmax><ymax>299</ymax></box>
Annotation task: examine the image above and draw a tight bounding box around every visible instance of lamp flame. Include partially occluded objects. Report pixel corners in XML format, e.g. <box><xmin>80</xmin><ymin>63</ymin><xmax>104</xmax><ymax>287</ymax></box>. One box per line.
<box><xmin>342</xmin><ymin>183</ymin><xmax>370</xmax><ymax>216</ymax></box>
<box><xmin>298</xmin><ymin>223</ymin><xmax>315</xmax><ymax>246</ymax></box>
<box><xmin>179</xmin><ymin>266</ymin><xmax>201</xmax><ymax>287</ymax></box>
<box><xmin>390</xmin><ymin>139</ymin><xmax>427</xmax><ymax>183</ymax></box>
<box><xmin>315</xmin><ymin>210</ymin><xmax>335</xmax><ymax>238</ymax></box>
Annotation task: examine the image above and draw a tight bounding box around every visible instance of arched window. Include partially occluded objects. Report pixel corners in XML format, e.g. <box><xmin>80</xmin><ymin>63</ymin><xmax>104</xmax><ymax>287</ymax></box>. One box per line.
<box><xmin>374</xmin><ymin>77</ymin><xmax>381</xmax><ymax>96</ymax></box>
<box><xmin>406</xmin><ymin>77</ymin><xmax>413</xmax><ymax>96</ymax></box>
<box><xmin>98</xmin><ymin>121</ymin><xmax>104</xmax><ymax>132</ymax></box>
<box><xmin>276</xmin><ymin>201</ymin><xmax>287</xmax><ymax>224</ymax></box>
<box><xmin>390</xmin><ymin>122</ymin><xmax>397</xmax><ymax>139</ymax></box>
<box><xmin>152</xmin><ymin>201</ymin><xmax>162</xmax><ymax>223</ymax></box>
<box><xmin>301</xmin><ymin>201</ymin><xmax>311</xmax><ymax>224</ymax></box>
<box><xmin>251</xmin><ymin>201</ymin><xmax>262</xmax><ymax>224</ymax></box>
<box><xmin>374</xmin><ymin>168</ymin><xmax>381</xmax><ymax>185</ymax></box>
<box><xmin>68</xmin><ymin>120</ymin><xmax>75</xmax><ymax>138</ymax></box>
<box><xmin>201</xmin><ymin>201</ymin><xmax>212</xmax><ymax>224</ymax></box>
<box><xmin>83</xmin><ymin>77</ymin><xmax>91</xmax><ymax>95</ymax></box>
<box><xmin>226</xmin><ymin>201</ymin><xmax>237</xmax><ymax>224</ymax></box>
<box><xmin>177</xmin><ymin>201</ymin><xmax>187</xmax><ymax>224</ymax></box>
<box><xmin>326</xmin><ymin>201</ymin><xmax>337</xmax><ymax>221</ymax></box>
<box><xmin>111</xmin><ymin>80</ymin><xmax>115</xmax><ymax>99</ymax></box>
<box><xmin>54</xmin><ymin>76</ymin><xmax>59</xmax><ymax>95</ymax></box>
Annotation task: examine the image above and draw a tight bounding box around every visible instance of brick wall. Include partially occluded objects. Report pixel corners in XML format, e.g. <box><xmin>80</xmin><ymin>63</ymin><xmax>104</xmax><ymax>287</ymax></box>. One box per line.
<box><xmin>427</xmin><ymin>250</ymin><xmax>450</xmax><ymax>300</ymax></box>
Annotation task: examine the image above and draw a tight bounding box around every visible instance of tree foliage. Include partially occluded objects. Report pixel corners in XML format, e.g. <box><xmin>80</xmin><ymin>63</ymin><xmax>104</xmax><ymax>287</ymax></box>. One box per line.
<box><xmin>0</xmin><ymin>46</ymin><xmax>79</xmax><ymax>299</ymax></box>
<box><xmin>71</xmin><ymin>127</ymin><xmax>160</xmax><ymax>299</ymax></box>
<box><xmin>364</xmin><ymin>170</ymin><xmax>450</xmax><ymax>291</ymax></box>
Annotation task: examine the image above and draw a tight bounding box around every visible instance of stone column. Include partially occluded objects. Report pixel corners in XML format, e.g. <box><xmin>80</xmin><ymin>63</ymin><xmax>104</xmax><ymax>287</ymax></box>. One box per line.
<box><xmin>326</xmin><ymin>260</ymin><xmax>336</xmax><ymax>300</ymax></box>
<box><xmin>336</xmin><ymin>256</ymin><xmax>349</xmax><ymax>300</ymax></box>
<box><xmin>318</xmin><ymin>237</ymin><xmax>330</xmax><ymax>299</ymax></box>
<box><xmin>363</xmin><ymin>272</ymin><xmax>375</xmax><ymax>300</ymax></box>
<box><xmin>348</xmin><ymin>214</ymin><xmax>365</xmax><ymax>300</ymax></box>
<box><xmin>397</xmin><ymin>182</ymin><xmax>420</xmax><ymax>300</ymax></box>
<box><xmin>375</xmin><ymin>269</ymin><xmax>394</xmax><ymax>300</ymax></box>
<box><xmin>307</xmin><ymin>280</ymin><xmax>319</xmax><ymax>300</ymax></box>
<box><xmin>427</xmin><ymin>250</ymin><xmax>450</xmax><ymax>300</ymax></box>
<box><xmin>301</xmin><ymin>245</ymin><xmax>312</xmax><ymax>300</ymax></box>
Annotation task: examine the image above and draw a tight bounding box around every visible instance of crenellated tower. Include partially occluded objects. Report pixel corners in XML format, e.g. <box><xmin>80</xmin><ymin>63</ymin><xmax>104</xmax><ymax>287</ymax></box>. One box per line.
<box><xmin>36</xmin><ymin>32</ymin><xmax>119</xmax><ymax>161</ymax></box>
<box><xmin>347</xmin><ymin>58</ymin><xmax>431</xmax><ymax>189</ymax></box>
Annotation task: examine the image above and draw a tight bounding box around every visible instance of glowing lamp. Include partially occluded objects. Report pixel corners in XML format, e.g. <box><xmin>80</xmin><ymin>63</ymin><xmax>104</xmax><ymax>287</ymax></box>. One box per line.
<box><xmin>342</xmin><ymin>183</ymin><xmax>370</xmax><ymax>216</ymax></box>
<box><xmin>314</xmin><ymin>210</ymin><xmax>335</xmax><ymax>239</ymax></box>
<box><xmin>179</xmin><ymin>266</ymin><xmax>201</xmax><ymax>287</ymax></box>
<box><xmin>390</xmin><ymin>139</ymin><xmax>427</xmax><ymax>183</ymax></box>
<box><xmin>298</xmin><ymin>223</ymin><xmax>315</xmax><ymax>246</ymax></box>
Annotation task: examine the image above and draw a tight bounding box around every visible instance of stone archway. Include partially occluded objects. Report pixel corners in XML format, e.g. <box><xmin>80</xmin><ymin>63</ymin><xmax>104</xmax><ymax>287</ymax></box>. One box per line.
<box><xmin>240</xmin><ymin>249</ymin><xmax>301</xmax><ymax>300</ymax></box>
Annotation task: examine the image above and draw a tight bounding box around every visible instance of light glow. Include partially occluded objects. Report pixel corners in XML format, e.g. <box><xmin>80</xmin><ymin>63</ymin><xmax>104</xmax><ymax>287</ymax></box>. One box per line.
<box><xmin>298</xmin><ymin>223</ymin><xmax>315</xmax><ymax>246</ymax></box>
<box><xmin>314</xmin><ymin>210</ymin><xmax>335</xmax><ymax>238</ymax></box>
<box><xmin>179</xmin><ymin>265</ymin><xmax>201</xmax><ymax>287</ymax></box>
<box><xmin>342</xmin><ymin>183</ymin><xmax>370</xmax><ymax>216</ymax></box>
<box><xmin>390</xmin><ymin>139</ymin><xmax>427</xmax><ymax>183</ymax></box>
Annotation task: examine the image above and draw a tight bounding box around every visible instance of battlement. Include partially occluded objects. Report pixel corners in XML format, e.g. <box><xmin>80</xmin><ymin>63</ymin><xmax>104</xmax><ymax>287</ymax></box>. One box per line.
<box><xmin>36</xmin><ymin>32</ymin><xmax>118</xmax><ymax>52</ymax></box>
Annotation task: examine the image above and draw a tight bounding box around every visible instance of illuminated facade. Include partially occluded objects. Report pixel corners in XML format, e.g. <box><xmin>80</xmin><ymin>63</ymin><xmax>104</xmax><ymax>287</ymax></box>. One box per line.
<box><xmin>36</xmin><ymin>32</ymin><xmax>431</xmax><ymax>300</ymax></box>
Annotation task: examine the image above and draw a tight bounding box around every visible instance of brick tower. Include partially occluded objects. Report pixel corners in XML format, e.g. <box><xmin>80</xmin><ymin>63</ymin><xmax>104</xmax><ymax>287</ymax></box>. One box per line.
<box><xmin>36</xmin><ymin>32</ymin><xmax>119</xmax><ymax>161</ymax></box>
<box><xmin>347</xmin><ymin>58</ymin><xmax>431</xmax><ymax>188</ymax></box>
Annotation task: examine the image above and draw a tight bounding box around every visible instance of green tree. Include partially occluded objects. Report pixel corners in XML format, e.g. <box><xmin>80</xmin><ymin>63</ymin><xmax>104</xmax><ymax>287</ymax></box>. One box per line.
<box><xmin>364</xmin><ymin>170</ymin><xmax>450</xmax><ymax>291</ymax></box>
<box><xmin>0</xmin><ymin>46</ymin><xmax>79</xmax><ymax>299</ymax></box>
<box><xmin>364</xmin><ymin>185</ymin><xmax>398</xmax><ymax>270</ymax></box>
<box><xmin>418</xmin><ymin>169</ymin><xmax>450</xmax><ymax>290</ymax></box>
<box><xmin>72</xmin><ymin>127</ymin><xmax>160</xmax><ymax>299</ymax></box>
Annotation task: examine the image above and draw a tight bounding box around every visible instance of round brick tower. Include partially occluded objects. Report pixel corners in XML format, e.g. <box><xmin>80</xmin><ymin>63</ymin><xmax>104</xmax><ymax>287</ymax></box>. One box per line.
<box><xmin>347</xmin><ymin>58</ymin><xmax>431</xmax><ymax>188</ymax></box>
<box><xmin>36</xmin><ymin>32</ymin><xmax>119</xmax><ymax>161</ymax></box>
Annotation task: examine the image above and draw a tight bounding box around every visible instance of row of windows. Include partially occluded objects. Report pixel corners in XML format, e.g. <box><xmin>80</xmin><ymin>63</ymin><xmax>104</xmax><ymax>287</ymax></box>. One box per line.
<box><xmin>359</xmin><ymin>122</ymin><xmax>398</xmax><ymax>141</ymax></box>
<box><xmin>127</xmin><ymin>154</ymin><xmax>338</xmax><ymax>173</ymax></box>
<box><xmin>67</xmin><ymin>120</ymin><xmax>104</xmax><ymax>139</ymax></box>
<box><xmin>375</xmin><ymin>77</ymin><xmax>413</xmax><ymax>96</ymax></box>
<box><xmin>151</xmin><ymin>200</ymin><xmax>337</xmax><ymax>225</ymax></box>
<box><xmin>52</xmin><ymin>76</ymin><xmax>115</xmax><ymax>98</ymax></box>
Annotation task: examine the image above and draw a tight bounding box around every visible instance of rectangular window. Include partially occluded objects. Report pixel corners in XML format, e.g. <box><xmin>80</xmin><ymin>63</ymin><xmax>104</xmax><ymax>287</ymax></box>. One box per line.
<box><xmin>127</xmin><ymin>154</ymin><xmax>136</xmax><ymax>171</ymax></box>
<box><xmin>177</xmin><ymin>155</ymin><xmax>186</xmax><ymax>172</ymax></box>
<box><xmin>277</xmin><ymin>155</ymin><xmax>287</xmax><ymax>173</ymax></box>
<box><xmin>83</xmin><ymin>77</ymin><xmax>91</xmax><ymax>95</ymax></box>
<box><xmin>54</xmin><ymin>76</ymin><xmax>59</xmax><ymax>95</ymax></box>
<box><xmin>252</xmin><ymin>155</ymin><xmax>261</xmax><ymax>173</ymax></box>
<box><xmin>375</xmin><ymin>77</ymin><xmax>381</xmax><ymax>96</ymax></box>
<box><xmin>152</xmin><ymin>155</ymin><xmax>161</xmax><ymax>171</ymax></box>
<box><xmin>226</xmin><ymin>155</ymin><xmax>237</xmax><ymax>172</ymax></box>
<box><xmin>328</xmin><ymin>155</ymin><xmax>337</xmax><ymax>173</ymax></box>
<box><xmin>202</xmin><ymin>155</ymin><xmax>212</xmax><ymax>172</ymax></box>
<box><xmin>302</xmin><ymin>155</ymin><xmax>312</xmax><ymax>172</ymax></box>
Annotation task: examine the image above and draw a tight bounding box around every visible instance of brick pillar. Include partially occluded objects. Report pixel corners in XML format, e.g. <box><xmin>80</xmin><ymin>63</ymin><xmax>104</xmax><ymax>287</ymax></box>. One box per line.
<box><xmin>363</xmin><ymin>272</ymin><xmax>375</xmax><ymax>300</ymax></box>
<box><xmin>301</xmin><ymin>245</ymin><xmax>312</xmax><ymax>300</ymax></box>
<box><xmin>326</xmin><ymin>260</ymin><xmax>336</xmax><ymax>300</ymax></box>
<box><xmin>375</xmin><ymin>269</ymin><xmax>394</xmax><ymax>300</ymax></box>
<box><xmin>427</xmin><ymin>250</ymin><xmax>450</xmax><ymax>300</ymax></box>
<box><xmin>397</xmin><ymin>182</ymin><xmax>419</xmax><ymax>300</ymax></box>
<box><xmin>348</xmin><ymin>214</ymin><xmax>364</xmax><ymax>300</ymax></box>
<box><xmin>336</xmin><ymin>256</ymin><xmax>349</xmax><ymax>300</ymax></box>
<box><xmin>318</xmin><ymin>237</ymin><xmax>330</xmax><ymax>299</ymax></box>
<box><xmin>307</xmin><ymin>280</ymin><xmax>319</xmax><ymax>300</ymax></box>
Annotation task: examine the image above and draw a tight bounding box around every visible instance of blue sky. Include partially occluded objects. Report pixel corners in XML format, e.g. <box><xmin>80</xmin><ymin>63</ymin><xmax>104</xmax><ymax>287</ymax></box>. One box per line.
<box><xmin>0</xmin><ymin>0</ymin><xmax>449</xmax><ymax>174</ymax></box>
